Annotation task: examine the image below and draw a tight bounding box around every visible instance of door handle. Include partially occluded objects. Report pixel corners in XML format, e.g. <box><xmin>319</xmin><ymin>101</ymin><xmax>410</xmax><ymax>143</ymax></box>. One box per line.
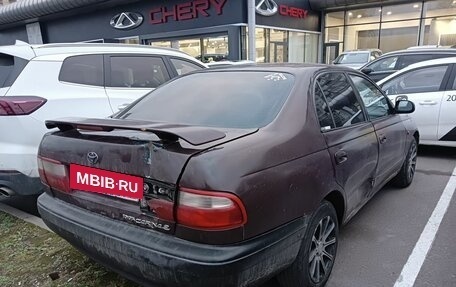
<box><xmin>117</xmin><ymin>103</ymin><xmax>130</xmax><ymax>111</ymax></box>
<box><xmin>335</xmin><ymin>150</ymin><xmax>348</xmax><ymax>165</ymax></box>
<box><xmin>419</xmin><ymin>100</ymin><xmax>437</xmax><ymax>106</ymax></box>
<box><xmin>379</xmin><ymin>134</ymin><xmax>387</xmax><ymax>144</ymax></box>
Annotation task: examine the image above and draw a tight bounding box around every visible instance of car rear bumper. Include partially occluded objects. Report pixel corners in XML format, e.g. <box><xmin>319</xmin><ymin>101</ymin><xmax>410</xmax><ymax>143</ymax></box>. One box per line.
<box><xmin>38</xmin><ymin>193</ymin><xmax>309</xmax><ymax>287</ymax></box>
<box><xmin>0</xmin><ymin>171</ymin><xmax>44</xmax><ymax>196</ymax></box>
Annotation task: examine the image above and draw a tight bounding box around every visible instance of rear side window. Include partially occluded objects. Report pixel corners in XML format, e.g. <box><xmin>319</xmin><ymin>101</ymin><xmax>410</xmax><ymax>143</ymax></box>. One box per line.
<box><xmin>109</xmin><ymin>56</ymin><xmax>170</xmax><ymax>88</ymax></box>
<box><xmin>314</xmin><ymin>84</ymin><xmax>335</xmax><ymax>131</ymax></box>
<box><xmin>0</xmin><ymin>54</ymin><xmax>28</xmax><ymax>88</ymax></box>
<box><xmin>367</xmin><ymin>56</ymin><xmax>399</xmax><ymax>72</ymax></box>
<box><xmin>317</xmin><ymin>73</ymin><xmax>366</xmax><ymax>128</ymax></box>
<box><xmin>120</xmin><ymin>72</ymin><xmax>294</xmax><ymax>129</ymax></box>
<box><xmin>170</xmin><ymin>58</ymin><xmax>203</xmax><ymax>75</ymax></box>
<box><xmin>382</xmin><ymin>65</ymin><xmax>449</xmax><ymax>95</ymax></box>
<box><xmin>453</xmin><ymin>73</ymin><xmax>456</xmax><ymax>90</ymax></box>
<box><xmin>396</xmin><ymin>54</ymin><xmax>439</xmax><ymax>70</ymax></box>
<box><xmin>0</xmin><ymin>54</ymin><xmax>14</xmax><ymax>88</ymax></box>
<box><xmin>59</xmin><ymin>55</ymin><xmax>104</xmax><ymax>86</ymax></box>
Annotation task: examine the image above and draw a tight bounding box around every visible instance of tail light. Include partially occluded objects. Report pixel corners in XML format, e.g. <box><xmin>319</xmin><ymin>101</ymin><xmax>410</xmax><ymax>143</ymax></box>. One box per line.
<box><xmin>176</xmin><ymin>187</ymin><xmax>247</xmax><ymax>230</ymax></box>
<box><xmin>0</xmin><ymin>96</ymin><xmax>47</xmax><ymax>116</ymax></box>
<box><xmin>38</xmin><ymin>156</ymin><xmax>70</xmax><ymax>193</ymax></box>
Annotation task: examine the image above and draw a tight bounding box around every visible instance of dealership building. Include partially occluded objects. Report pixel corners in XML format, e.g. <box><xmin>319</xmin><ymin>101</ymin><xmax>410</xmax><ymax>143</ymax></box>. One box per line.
<box><xmin>0</xmin><ymin>0</ymin><xmax>455</xmax><ymax>64</ymax></box>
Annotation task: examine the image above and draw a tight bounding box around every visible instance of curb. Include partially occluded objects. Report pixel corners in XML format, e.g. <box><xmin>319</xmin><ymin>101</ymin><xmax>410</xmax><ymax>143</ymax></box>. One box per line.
<box><xmin>0</xmin><ymin>202</ymin><xmax>53</xmax><ymax>232</ymax></box>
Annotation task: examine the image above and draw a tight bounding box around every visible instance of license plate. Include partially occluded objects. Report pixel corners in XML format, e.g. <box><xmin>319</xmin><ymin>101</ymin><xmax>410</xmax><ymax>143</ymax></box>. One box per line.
<box><xmin>70</xmin><ymin>164</ymin><xmax>144</xmax><ymax>200</ymax></box>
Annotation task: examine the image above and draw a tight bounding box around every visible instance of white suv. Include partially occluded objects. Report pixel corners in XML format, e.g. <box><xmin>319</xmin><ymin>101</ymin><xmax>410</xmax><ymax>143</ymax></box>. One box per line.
<box><xmin>0</xmin><ymin>41</ymin><xmax>206</xmax><ymax>197</ymax></box>
<box><xmin>378</xmin><ymin>57</ymin><xmax>456</xmax><ymax>147</ymax></box>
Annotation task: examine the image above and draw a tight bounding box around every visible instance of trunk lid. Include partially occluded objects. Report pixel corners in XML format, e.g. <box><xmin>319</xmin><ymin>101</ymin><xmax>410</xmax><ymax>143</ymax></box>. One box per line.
<box><xmin>39</xmin><ymin>118</ymin><xmax>257</xmax><ymax>234</ymax></box>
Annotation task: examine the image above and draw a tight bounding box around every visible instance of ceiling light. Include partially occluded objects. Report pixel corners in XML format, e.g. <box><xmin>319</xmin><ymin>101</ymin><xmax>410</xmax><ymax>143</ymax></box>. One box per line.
<box><xmin>378</xmin><ymin>9</ymin><xmax>382</xmax><ymax>12</ymax></box>
<box><xmin>348</xmin><ymin>12</ymin><xmax>353</xmax><ymax>16</ymax></box>
<box><xmin>413</xmin><ymin>4</ymin><xmax>419</xmax><ymax>8</ymax></box>
<box><xmin>387</xmin><ymin>11</ymin><xmax>392</xmax><ymax>15</ymax></box>
<box><xmin>357</xmin><ymin>14</ymin><xmax>362</xmax><ymax>18</ymax></box>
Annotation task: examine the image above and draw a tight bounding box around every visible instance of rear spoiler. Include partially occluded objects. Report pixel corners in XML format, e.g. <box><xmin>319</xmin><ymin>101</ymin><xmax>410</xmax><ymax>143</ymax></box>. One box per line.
<box><xmin>45</xmin><ymin>118</ymin><xmax>226</xmax><ymax>146</ymax></box>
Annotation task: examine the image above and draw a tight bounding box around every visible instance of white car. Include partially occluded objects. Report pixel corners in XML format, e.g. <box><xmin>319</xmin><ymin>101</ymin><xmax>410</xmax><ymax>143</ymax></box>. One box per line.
<box><xmin>333</xmin><ymin>49</ymin><xmax>382</xmax><ymax>69</ymax></box>
<box><xmin>0</xmin><ymin>41</ymin><xmax>206</xmax><ymax>197</ymax></box>
<box><xmin>207</xmin><ymin>60</ymin><xmax>255</xmax><ymax>68</ymax></box>
<box><xmin>378</xmin><ymin>57</ymin><xmax>456</xmax><ymax>147</ymax></box>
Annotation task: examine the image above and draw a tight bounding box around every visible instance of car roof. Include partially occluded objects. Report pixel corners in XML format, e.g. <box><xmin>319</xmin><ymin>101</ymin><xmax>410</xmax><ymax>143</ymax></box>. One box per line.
<box><xmin>0</xmin><ymin>40</ymin><xmax>198</xmax><ymax>62</ymax></box>
<box><xmin>377</xmin><ymin>57</ymin><xmax>456</xmax><ymax>85</ymax></box>
<box><xmin>192</xmin><ymin>63</ymin><xmax>358</xmax><ymax>75</ymax></box>
<box><xmin>381</xmin><ymin>47</ymin><xmax>456</xmax><ymax>57</ymax></box>
<box><xmin>342</xmin><ymin>49</ymin><xmax>381</xmax><ymax>53</ymax></box>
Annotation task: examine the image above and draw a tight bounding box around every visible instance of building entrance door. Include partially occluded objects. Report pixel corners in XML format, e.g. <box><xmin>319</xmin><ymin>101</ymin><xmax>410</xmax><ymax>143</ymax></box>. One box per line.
<box><xmin>324</xmin><ymin>42</ymin><xmax>341</xmax><ymax>64</ymax></box>
<box><xmin>269</xmin><ymin>42</ymin><xmax>287</xmax><ymax>63</ymax></box>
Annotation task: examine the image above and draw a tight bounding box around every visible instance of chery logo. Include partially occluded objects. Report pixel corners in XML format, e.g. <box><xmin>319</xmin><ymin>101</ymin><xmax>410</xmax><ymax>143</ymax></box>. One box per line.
<box><xmin>110</xmin><ymin>12</ymin><xmax>144</xmax><ymax>30</ymax></box>
<box><xmin>256</xmin><ymin>0</ymin><xmax>278</xmax><ymax>16</ymax></box>
<box><xmin>256</xmin><ymin>0</ymin><xmax>309</xmax><ymax>19</ymax></box>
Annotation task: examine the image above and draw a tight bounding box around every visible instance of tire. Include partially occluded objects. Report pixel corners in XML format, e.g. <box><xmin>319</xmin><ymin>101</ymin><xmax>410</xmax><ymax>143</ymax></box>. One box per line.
<box><xmin>277</xmin><ymin>201</ymin><xmax>339</xmax><ymax>287</ymax></box>
<box><xmin>392</xmin><ymin>138</ymin><xmax>417</xmax><ymax>188</ymax></box>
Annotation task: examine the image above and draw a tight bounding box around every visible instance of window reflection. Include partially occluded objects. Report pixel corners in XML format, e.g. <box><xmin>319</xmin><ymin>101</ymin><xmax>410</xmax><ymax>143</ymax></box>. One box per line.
<box><xmin>424</xmin><ymin>0</ymin><xmax>456</xmax><ymax>18</ymax></box>
<box><xmin>324</xmin><ymin>0</ymin><xmax>456</xmax><ymax>57</ymax></box>
<box><xmin>380</xmin><ymin>20</ymin><xmax>420</xmax><ymax>53</ymax></box>
<box><xmin>346</xmin><ymin>7</ymin><xmax>381</xmax><ymax>25</ymax></box>
<box><xmin>423</xmin><ymin>17</ymin><xmax>456</xmax><ymax>46</ymax></box>
<box><xmin>148</xmin><ymin>36</ymin><xmax>228</xmax><ymax>63</ymax></box>
<box><xmin>381</xmin><ymin>3</ymin><xmax>422</xmax><ymax>22</ymax></box>
<box><xmin>250</xmin><ymin>28</ymin><xmax>319</xmax><ymax>63</ymax></box>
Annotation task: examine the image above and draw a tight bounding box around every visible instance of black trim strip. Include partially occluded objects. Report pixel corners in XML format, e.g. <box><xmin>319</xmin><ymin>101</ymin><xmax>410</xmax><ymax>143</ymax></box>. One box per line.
<box><xmin>439</xmin><ymin>126</ymin><xmax>456</xmax><ymax>142</ymax></box>
<box><xmin>309</xmin><ymin>0</ymin><xmax>416</xmax><ymax>11</ymax></box>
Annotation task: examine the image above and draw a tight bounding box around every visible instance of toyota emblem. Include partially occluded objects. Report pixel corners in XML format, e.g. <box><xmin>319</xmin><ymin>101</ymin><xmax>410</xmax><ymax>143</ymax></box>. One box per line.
<box><xmin>87</xmin><ymin>152</ymin><xmax>99</xmax><ymax>165</ymax></box>
<box><xmin>110</xmin><ymin>12</ymin><xmax>144</xmax><ymax>30</ymax></box>
<box><xmin>256</xmin><ymin>0</ymin><xmax>278</xmax><ymax>16</ymax></box>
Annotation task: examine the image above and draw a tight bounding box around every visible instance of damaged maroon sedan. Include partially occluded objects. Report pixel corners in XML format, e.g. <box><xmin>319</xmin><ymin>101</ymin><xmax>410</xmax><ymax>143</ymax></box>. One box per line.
<box><xmin>37</xmin><ymin>65</ymin><xmax>418</xmax><ymax>287</ymax></box>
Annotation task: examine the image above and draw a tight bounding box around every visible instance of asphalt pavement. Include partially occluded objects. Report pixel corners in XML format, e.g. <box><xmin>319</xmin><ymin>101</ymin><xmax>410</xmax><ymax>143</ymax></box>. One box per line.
<box><xmin>1</xmin><ymin>146</ymin><xmax>455</xmax><ymax>287</ymax></box>
<box><xmin>326</xmin><ymin>146</ymin><xmax>456</xmax><ymax>287</ymax></box>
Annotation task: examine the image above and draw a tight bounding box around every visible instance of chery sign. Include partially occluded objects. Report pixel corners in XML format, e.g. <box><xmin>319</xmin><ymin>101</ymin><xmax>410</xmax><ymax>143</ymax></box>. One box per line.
<box><xmin>256</xmin><ymin>0</ymin><xmax>308</xmax><ymax>19</ymax></box>
<box><xmin>150</xmin><ymin>0</ymin><xmax>227</xmax><ymax>24</ymax></box>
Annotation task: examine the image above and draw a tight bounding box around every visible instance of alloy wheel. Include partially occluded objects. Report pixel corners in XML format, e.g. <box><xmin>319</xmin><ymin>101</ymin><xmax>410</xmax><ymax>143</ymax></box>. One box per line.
<box><xmin>308</xmin><ymin>215</ymin><xmax>337</xmax><ymax>284</ymax></box>
<box><xmin>407</xmin><ymin>143</ymin><xmax>417</xmax><ymax>182</ymax></box>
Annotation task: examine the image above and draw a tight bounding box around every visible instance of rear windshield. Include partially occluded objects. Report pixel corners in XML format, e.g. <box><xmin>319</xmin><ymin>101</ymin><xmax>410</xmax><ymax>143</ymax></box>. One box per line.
<box><xmin>119</xmin><ymin>71</ymin><xmax>295</xmax><ymax>129</ymax></box>
<box><xmin>334</xmin><ymin>53</ymin><xmax>369</xmax><ymax>64</ymax></box>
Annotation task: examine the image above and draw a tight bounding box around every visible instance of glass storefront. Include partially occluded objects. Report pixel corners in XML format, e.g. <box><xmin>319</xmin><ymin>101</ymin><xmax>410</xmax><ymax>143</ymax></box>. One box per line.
<box><xmin>324</xmin><ymin>0</ymin><xmax>456</xmax><ymax>63</ymax></box>
<box><xmin>117</xmin><ymin>37</ymin><xmax>140</xmax><ymax>44</ymax></box>
<box><xmin>245</xmin><ymin>27</ymin><xmax>319</xmax><ymax>63</ymax></box>
<box><xmin>147</xmin><ymin>35</ymin><xmax>229</xmax><ymax>63</ymax></box>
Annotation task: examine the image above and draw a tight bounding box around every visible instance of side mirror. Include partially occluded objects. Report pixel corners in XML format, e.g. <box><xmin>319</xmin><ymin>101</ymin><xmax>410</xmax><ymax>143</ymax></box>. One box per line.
<box><xmin>361</xmin><ymin>68</ymin><xmax>373</xmax><ymax>74</ymax></box>
<box><xmin>395</xmin><ymin>100</ymin><xmax>415</xmax><ymax>114</ymax></box>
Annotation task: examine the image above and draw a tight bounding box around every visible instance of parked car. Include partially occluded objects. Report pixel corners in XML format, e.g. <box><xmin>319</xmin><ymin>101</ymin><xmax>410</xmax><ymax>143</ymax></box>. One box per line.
<box><xmin>0</xmin><ymin>40</ymin><xmax>206</xmax><ymax>198</ymax></box>
<box><xmin>37</xmin><ymin>64</ymin><xmax>417</xmax><ymax>287</ymax></box>
<box><xmin>332</xmin><ymin>49</ymin><xmax>382</xmax><ymax>69</ymax></box>
<box><xmin>378</xmin><ymin>57</ymin><xmax>456</xmax><ymax>147</ymax></box>
<box><xmin>196</xmin><ymin>53</ymin><xmax>228</xmax><ymax>63</ymax></box>
<box><xmin>361</xmin><ymin>47</ymin><xmax>456</xmax><ymax>81</ymax></box>
<box><xmin>207</xmin><ymin>60</ymin><xmax>255</xmax><ymax>68</ymax></box>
